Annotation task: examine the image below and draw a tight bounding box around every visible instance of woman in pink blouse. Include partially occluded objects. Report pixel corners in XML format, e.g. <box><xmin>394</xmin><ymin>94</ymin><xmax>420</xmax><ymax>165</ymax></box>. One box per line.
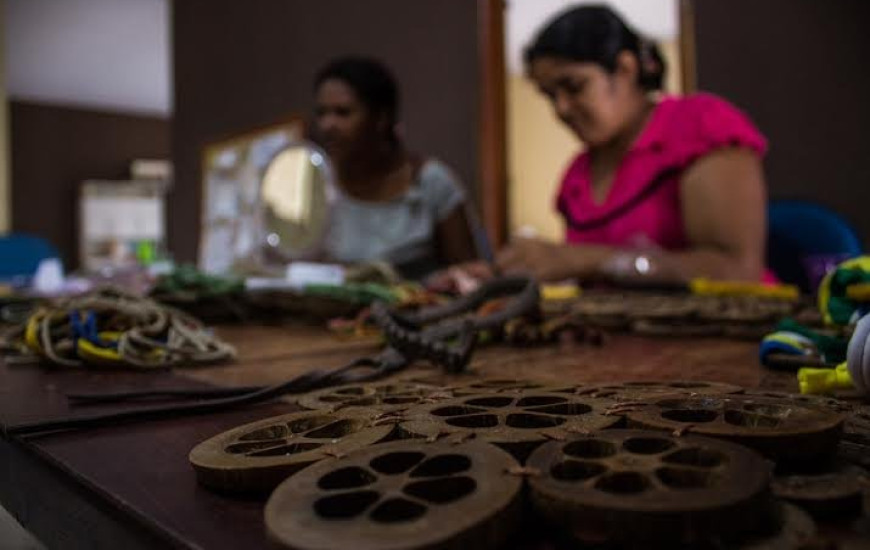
<box><xmin>494</xmin><ymin>5</ymin><xmax>769</xmax><ymax>284</ymax></box>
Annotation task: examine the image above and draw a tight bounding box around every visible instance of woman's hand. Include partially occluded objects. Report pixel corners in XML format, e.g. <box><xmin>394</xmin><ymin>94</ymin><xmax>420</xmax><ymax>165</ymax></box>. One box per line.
<box><xmin>425</xmin><ymin>261</ymin><xmax>496</xmax><ymax>294</ymax></box>
<box><xmin>496</xmin><ymin>238</ymin><xmax>602</xmax><ymax>281</ymax></box>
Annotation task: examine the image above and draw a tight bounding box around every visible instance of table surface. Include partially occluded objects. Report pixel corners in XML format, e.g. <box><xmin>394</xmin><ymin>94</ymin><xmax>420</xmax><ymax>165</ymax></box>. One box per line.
<box><xmin>0</xmin><ymin>323</ymin><xmax>862</xmax><ymax>549</ymax></box>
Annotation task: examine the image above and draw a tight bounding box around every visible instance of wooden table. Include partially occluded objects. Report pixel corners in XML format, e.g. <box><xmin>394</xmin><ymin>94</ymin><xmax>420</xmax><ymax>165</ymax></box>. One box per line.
<box><xmin>0</xmin><ymin>323</ymin><xmax>845</xmax><ymax>549</ymax></box>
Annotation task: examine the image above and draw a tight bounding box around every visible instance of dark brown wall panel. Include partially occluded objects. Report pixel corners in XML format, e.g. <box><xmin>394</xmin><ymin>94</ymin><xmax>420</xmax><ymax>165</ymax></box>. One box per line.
<box><xmin>171</xmin><ymin>0</ymin><xmax>480</xmax><ymax>263</ymax></box>
<box><xmin>10</xmin><ymin>102</ymin><xmax>170</xmax><ymax>269</ymax></box>
<box><xmin>693</xmin><ymin>0</ymin><xmax>870</xmax><ymax>244</ymax></box>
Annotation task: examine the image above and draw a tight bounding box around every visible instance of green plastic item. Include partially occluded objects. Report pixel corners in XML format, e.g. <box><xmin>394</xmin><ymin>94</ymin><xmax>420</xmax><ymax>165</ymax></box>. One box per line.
<box><xmin>152</xmin><ymin>265</ymin><xmax>245</xmax><ymax>298</ymax></box>
<box><xmin>774</xmin><ymin>318</ymin><xmax>849</xmax><ymax>363</ymax></box>
<box><xmin>822</xmin><ymin>267</ymin><xmax>870</xmax><ymax>325</ymax></box>
<box><xmin>302</xmin><ymin>283</ymin><xmax>399</xmax><ymax>305</ymax></box>
<box><xmin>136</xmin><ymin>240</ymin><xmax>156</xmax><ymax>265</ymax></box>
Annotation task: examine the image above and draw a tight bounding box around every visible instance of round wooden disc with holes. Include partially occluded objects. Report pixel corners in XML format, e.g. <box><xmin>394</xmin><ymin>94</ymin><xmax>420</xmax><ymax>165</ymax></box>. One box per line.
<box><xmin>265</xmin><ymin>439</ymin><xmax>522</xmax><ymax>550</ymax></box>
<box><xmin>297</xmin><ymin>382</ymin><xmax>444</xmax><ymax>412</ymax></box>
<box><xmin>838</xmin><ymin>406</ymin><xmax>870</xmax><ymax>471</ymax></box>
<box><xmin>696</xmin><ymin>298</ymin><xmax>793</xmax><ymax>323</ymax></box>
<box><xmin>573</xmin><ymin>380</ymin><xmax>742</xmax><ymax>402</ymax></box>
<box><xmin>625</xmin><ymin>296</ymin><xmax>701</xmax><ymax>320</ymax></box>
<box><xmin>626</xmin><ymin>395</ymin><xmax>846</xmax><ymax>463</ymax></box>
<box><xmin>772</xmin><ymin>463</ymin><xmax>866</xmax><ymax>520</ymax></box>
<box><xmin>189</xmin><ymin>409</ymin><xmax>393</xmax><ymax>494</ymax></box>
<box><xmin>527</xmin><ymin>429</ymin><xmax>772</xmax><ymax>545</ymax></box>
<box><xmin>536</xmin><ymin>383</ymin><xmax>590</xmax><ymax>395</ymax></box>
<box><xmin>447</xmin><ymin>378</ymin><xmax>554</xmax><ymax>396</ymax></box>
<box><xmin>571</xmin><ymin>298</ymin><xmax>629</xmax><ymax>329</ymax></box>
<box><xmin>741</xmin><ymin>390</ymin><xmax>855</xmax><ymax>414</ymax></box>
<box><xmin>721</xmin><ymin>323</ymin><xmax>774</xmax><ymax>340</ymax></box>
<box><xmin>399</xmin><ymin>391</ymin><xmax>621</xmax><ymax>461</ymax></box>
<box><xmin>844</xmin><ymin>404</ymin><xmax>870</xmax><ymax>445</ymax></box>
<box><xmin>630</xmin><ymin>319</ymin><xmax>724</xmax><ymax>338</ymax></box>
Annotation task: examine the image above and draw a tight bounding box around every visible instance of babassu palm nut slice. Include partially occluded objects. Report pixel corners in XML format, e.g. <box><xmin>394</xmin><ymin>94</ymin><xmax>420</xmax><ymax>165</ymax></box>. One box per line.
<box><xmin>447</xmin><ymin>378</ymin><xmax>554</xmax><ymax>396</ymax></box>
<box><xmin>570</xmin><ymin>296</ymin><xmax>630</xmax><ymax>329</ymax></box>
<box><xmin>624</xmin><ymin>295</ymin><xmax>701</xmax><ymax>321</ymax></box>
<box><xmin>772</xmin><ymin>463</ymin><xmax>867</xmax><ymax>520</ymax></box>
<box><xmin>630</xmin><ymin>319</ymin><xmax>723</xmax><ymax>338</ymax></box>
<box><xmin>417</xmin><ymin>377</ymin><xmax>590</xmax><ymax>399</ymax></box>
<box><xmin>527</xmin><ymin>429</ymin><xmax>773</xmax><ymax>546</ymax></box>
<box><xmin>844</xmin><ymin>404</ymin><xmax>870</xmax><ymax>446</ymax></box>
<box><xmin>399</xmin><ymin>391</ymin><xmax>621</xmax><ymax>460</ymax></box>
<box><xmin>265</xmin><ymin>439</ymin><xmax>522</xmax><ymax>550</ymax></box>
<box><xmin>575</xmin><ymin>380</ymin><xmax>742</xmax><ymax>402</ymax></box>
<box><xmin>741</xmin><ymin>389</ymin><xmax>855</xmax><ymax>414</ymax></box>
<box><xmin>836</xmin><ymin>405</ymin><xmax>870</xmax><ymax>470</ymax></box>
<box><xmin>536</xmin><ymin>383</ymin><xmax>590</xmax><ymax>394</ymax></box>
<box><xmin>189</xmin><ymin>409</ymin><xmax>393</xmax><ymax>494</ymax></box>
<box><xmin>626</xmin><ymin>395</ymin><xmax>846</xmax><ymax>463</ymax></box>
<box><xmin>695</xmin><ymin>297</ymin><xmax>794</xmax><ymax>323</ymax></box>
<box><xmin>297</xmin><ymin>382</ymin><xmax>443</xmax><ymax>412</ymax></box>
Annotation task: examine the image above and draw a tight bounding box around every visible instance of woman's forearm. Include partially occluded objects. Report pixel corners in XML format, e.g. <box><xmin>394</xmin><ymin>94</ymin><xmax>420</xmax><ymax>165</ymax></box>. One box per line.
<box><xmin>594</xmin><ymin>246</ymin><xmax>763</xmax><ymax>284</ymax></box>
<box><xmin>497</xmin><ymin>239</ymin><xmax>763</xmax><ymax>284</ymax></box>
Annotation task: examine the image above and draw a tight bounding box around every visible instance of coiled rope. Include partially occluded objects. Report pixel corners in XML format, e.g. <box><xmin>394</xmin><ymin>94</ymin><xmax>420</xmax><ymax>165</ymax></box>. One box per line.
<box><xmin>1</xmin><ymin>288</ymin><xmax>235</xmax><ymax>369</ymax></box>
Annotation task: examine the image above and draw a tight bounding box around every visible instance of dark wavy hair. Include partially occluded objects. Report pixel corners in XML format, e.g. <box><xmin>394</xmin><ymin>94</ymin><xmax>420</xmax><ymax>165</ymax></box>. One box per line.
<box><xmin>524</xmin><ymin>5</ymin><xmax>666</xmax><ymax>91</ymax></box>
<box><xmin>314</xmin><ymin>57</ymin><xmax>401</xmax><ymax>143</ymax></box>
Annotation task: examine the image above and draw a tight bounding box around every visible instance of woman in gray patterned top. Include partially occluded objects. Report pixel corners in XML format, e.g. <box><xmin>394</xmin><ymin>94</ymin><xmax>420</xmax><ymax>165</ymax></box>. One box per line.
<box><xmin>313</xmin><ymin>57</ymin><xmax>478</xmax><ymax>279</ymax></box>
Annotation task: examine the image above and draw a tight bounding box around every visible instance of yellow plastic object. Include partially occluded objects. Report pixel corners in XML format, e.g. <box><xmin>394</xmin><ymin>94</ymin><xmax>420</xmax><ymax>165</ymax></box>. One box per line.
<box><xmin>76</xmin><ymin>331</ymin><xmax>166</xmax><ymax>366</ymax></box>
<box><xmin>689</xmin><ymin>278</ymin><xmax>799</xmax><ymax>300</ymax></box>
<box><xmin>845</xmin><ymin>282</ymin><xmax>870</xmax><ymax>302</ymax></box>
<box><xmin>541</xmin><ymin>283</ymin><xmax>581</xmax><ymax>301</ymax></box>
<box><xmin>75</xmin><ymin>331</ymin><xmax>125</xmax><ymax>365</ymax></box>
<box><xmin>798</xmin><ymin>362</ymin><xmax>853</xmax><ymax>395</ymax></box>
<box><xmin>24</xmin><ymin>312</ymin><xmax>46</xmax><ymax>352</ymax></box>
<box><xmin>818</xmin><ymin>256</ymin><xmax>870</xmax><ymax>324</ymax></box>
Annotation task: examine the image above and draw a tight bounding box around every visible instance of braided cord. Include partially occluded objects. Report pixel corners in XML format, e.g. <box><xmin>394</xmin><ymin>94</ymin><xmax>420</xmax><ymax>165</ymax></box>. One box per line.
<box><xmin>2</xmin><ymin>288</ymin><xmax>235</xmax><ymax>369</ymax></box>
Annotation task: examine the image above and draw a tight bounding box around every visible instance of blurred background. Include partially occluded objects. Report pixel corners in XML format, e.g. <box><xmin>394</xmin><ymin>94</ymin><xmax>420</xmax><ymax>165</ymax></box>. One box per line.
<box><xmin>1</xmin><ymin>0</ymin><xmax>869</xmax><ymax>283</ymax></box>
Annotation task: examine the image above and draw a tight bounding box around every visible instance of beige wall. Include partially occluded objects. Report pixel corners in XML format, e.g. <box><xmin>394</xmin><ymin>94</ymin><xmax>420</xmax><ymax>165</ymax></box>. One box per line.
<box><xmin>507</xmin><ymin>39</ymin><xmax>682</xmax><ymax>241</ymax></box>
<box><xmin>507</xmin><ymin>75</ymin><xmax>574</xmax><ymax>240</ymax></box>
<box><xmin>0</xmin><ymin>0</ymin><xmax>10</xmax><ymax>232</ymax></box>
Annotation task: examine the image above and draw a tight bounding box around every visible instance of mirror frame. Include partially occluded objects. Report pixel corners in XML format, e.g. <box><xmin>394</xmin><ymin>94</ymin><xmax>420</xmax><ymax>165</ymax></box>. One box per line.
<box><xmin>198</xmin><ymin>115</ymin><xmax>305</xmax><ymax>273</ymax></box>
<box><xmin>257</xmin><ymin>140</ymin><xmax>337</xmax><ymax>264</ymax></box>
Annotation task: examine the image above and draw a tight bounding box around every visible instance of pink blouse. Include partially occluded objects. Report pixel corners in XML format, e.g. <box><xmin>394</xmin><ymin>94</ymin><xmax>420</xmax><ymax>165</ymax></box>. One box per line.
<box><xmin>556</xmin><ymin>93</ymin><xmax>767</xmax><ymax>251</ymax></box>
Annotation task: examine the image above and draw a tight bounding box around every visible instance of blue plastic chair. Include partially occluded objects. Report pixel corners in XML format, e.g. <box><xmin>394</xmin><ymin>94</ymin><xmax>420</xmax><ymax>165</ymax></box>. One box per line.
<box><xmin>0</xmin><ymin>234</ymin><xmax>62</xmax><ymax>283</ymax></box>
<box><xmin>767</xmin><ymin>200</ymin><xmax>863</xmax><ymax>292</ymax></box>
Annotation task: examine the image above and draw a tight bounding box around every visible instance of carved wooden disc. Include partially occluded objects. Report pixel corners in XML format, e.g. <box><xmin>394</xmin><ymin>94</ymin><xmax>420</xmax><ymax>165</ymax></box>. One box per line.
<box><xmin>399</xmin><ymin>391</ymin><xmax>621</xmax><ymax>460</ymax></box>
<box><xmin>574</xmin><ymin>380</ymin><xmax>742</xmax><ymax>402</ymax></box>
<box><xmin>772</xmin><ymin>462</ymin><xmax>866</xmax><ymax>520</ymax></box>
<box><xmin>527</xmin><ymin>429</ymin><xmax>773</xmax><ymax>545</ymax></box>
<box><xmin>265</xmin><ymin>439</ymin><xmax>522</xmax><ymax>550</ymax></box>
<box><xmin>297</xmin><ymin>382</ymin><xmax>444</xmax><ymax>412</ymax></box>
<box><xmin>626</xmin><ymin>395</ymin><xmax>846</xmax><ymax>463</ymax></box>
<box><xmin>189</xmin><ymin>409</ymin><xmax>393</xmax><ymax>494</ymax></box>
<box><xmin>624</xmin><ymin>296</ymin><xmax>701</xmax><ymax>321</ymax></box>
<box><xmin>447</xmin><ymin>378</ymin><xmax>555</xmax><ymax>396</ymax></box>
<box><xmin>741</xmin><ymin>390</ymin><xmax>855</xmax><ymax>414</ymax></box>
<box><xmin>630</xmin><ymin>319</ymin><xmax>724</xmax><ymax>338</ymax></box>
<box><xmin>844</xmin><ymin>404</ymin><xmax>870</xmax><ymax>445</ymax></box>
